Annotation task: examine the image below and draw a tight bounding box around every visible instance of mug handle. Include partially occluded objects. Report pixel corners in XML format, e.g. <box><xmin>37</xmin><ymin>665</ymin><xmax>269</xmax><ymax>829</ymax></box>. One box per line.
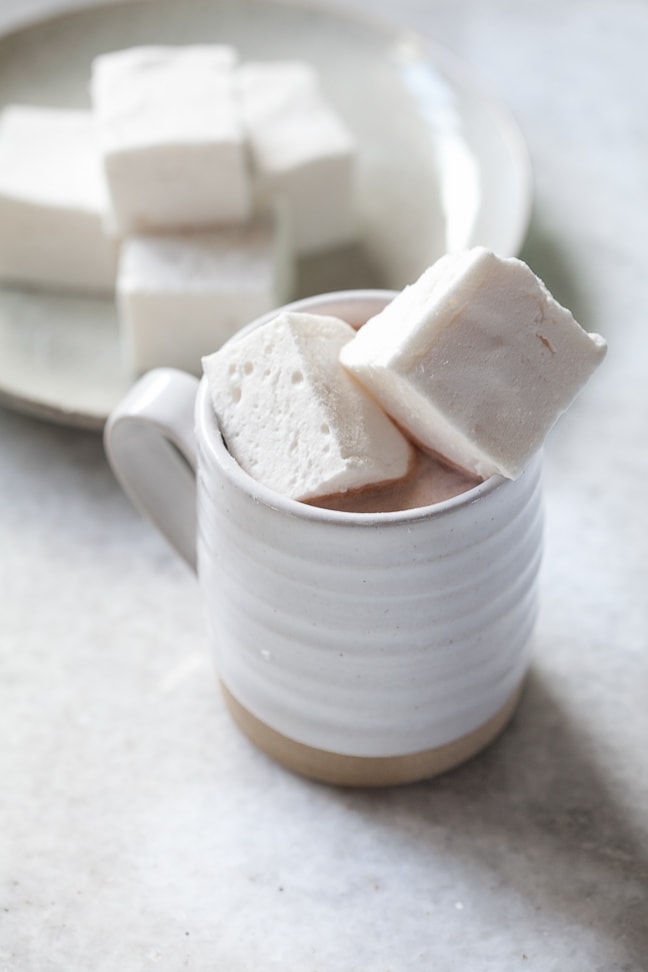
<box><xmin>103</xmin><ymin>368</ymin><xmax>201</xmax><ymax>571</ymax></box>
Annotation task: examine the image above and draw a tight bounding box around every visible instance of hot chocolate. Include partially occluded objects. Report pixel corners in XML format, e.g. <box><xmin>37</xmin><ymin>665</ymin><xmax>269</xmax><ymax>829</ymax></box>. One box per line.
<box><xmin>105</xmin><ymin>286</ymin><xmax>549</xmax><ymax>786</ymax></box>
<box><xmin>308</xmin><ymin>446</ymin><xmax>479</xmax><ymax>514</ymax></box>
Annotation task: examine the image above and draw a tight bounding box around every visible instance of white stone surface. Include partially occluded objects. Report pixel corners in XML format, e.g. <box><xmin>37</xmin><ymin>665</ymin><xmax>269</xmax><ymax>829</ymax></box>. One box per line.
<box><xmin>91</xmin><ymin>45</ymin><xmax>251</xmax><ymax>233</ymax></box>
<box><xmin>117</xmin><ymin>216</ymin><xmax>293</xmax><ymax>374</ymax></box>
<box><xmin>1</xmin><ymin>1</ymin><xmax>648</xmax><ymax>971</ymax></box>
<box><xmin>203</xmin><ymin>311</ymin><xmax>412</xmax><ymax>500</ymax></box>
<box><xmin>341</xmin><ymin>248</ymin><xmax>607</xmax><ymax>479</ymax></box>
<box><xmin>237</xmin><ymin>60</ymin><xmax>356</xmax><ymax>254</ymax></box>
<box><xmin>0</xmin><ymin>105</ymin><xmax>117</xmax><ymax>293</ymax></box>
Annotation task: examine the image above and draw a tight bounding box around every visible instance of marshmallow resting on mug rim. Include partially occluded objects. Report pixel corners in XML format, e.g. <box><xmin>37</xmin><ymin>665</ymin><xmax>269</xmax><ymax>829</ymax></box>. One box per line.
<box><xmin>340</xmin><ymin>247</ymin><xmax>608</xmax><ymax>480</ymax></box>
<box><xmin>202</xmin><ymin>311</ymin><xmax>413</xmax><ymax>501</ymax></box>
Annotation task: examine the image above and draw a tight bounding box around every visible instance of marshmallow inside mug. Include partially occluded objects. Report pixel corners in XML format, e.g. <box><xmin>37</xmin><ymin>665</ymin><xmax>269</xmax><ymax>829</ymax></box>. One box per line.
<box><xmin>105</xmin><ymin>290</ymin><xmax>543</xmax><ymax>787</ymax></box>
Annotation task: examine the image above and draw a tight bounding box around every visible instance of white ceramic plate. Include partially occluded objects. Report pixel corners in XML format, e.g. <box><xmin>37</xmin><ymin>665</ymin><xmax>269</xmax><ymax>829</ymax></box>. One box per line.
<box><xmin>0</xmin><ymin>0</ymin><xmax>532</xmax><ymax>430</ymax></box>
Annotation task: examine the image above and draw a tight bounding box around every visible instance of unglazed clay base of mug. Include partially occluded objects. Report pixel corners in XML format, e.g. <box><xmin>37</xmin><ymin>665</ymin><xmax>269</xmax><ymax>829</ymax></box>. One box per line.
<box><xmin>221</xmin><ymin>681</ymin><xmax>525</xmax><ymax>787</ymax></box>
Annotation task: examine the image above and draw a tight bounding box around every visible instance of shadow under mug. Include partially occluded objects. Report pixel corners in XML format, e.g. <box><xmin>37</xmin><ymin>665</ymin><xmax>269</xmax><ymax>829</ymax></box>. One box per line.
<box><xmin>104</xmin><ymin>290</ymin><xmax>543</xmax><ymax>787</ymax></box>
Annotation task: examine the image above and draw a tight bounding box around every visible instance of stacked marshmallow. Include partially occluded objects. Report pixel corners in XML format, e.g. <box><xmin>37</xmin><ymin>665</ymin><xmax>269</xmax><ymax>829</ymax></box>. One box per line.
<box><xmin>91</xmin><ymin>45</ymin><xmax>250</xmax><ymax>235</ymax></box>
<box><xmin>203</xmin><ymin>248</ymin><xmax>607</xmax><ymax>502</ymax></box>
<box><xmin>0</xmin><ymin>45</ymin><xmax>357</xmax><ymax>375</ymax></box>
<box><xmin>0</xmin><ymin>106</ymin><xmax>118</xmax><ymax>293</ymax></box>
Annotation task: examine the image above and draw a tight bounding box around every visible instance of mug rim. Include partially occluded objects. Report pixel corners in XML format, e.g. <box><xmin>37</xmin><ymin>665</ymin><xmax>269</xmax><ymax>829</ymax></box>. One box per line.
<box><xmin>197</xmin><ymin>288</ymin><xmax>511</xmax><ymax>525</ymax></box>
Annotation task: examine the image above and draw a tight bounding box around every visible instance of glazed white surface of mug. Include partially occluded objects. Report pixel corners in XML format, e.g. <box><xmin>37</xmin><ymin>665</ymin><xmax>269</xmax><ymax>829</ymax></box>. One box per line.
<box><xmin>104</xmin><ymin>291</ymin><xmax>543</xmax><ymax>786</ymax></box>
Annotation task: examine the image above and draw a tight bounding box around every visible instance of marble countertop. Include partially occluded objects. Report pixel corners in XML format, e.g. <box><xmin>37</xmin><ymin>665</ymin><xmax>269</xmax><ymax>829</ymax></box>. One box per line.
<box><xmin>1</xmin><ymin>0</ymin><xmax>647</xmax><ymax>969</ymax></box>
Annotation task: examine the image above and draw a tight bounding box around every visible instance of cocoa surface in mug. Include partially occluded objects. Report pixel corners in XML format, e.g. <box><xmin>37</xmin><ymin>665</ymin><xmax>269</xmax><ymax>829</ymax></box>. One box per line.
<box><xmin>307</xmin><ymin>446</ymin><xmax>479</xmax><ymax>514</ymax></box>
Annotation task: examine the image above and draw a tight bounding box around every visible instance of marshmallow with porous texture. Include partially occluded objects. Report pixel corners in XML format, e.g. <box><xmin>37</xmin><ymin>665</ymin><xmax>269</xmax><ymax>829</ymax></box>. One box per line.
<box><xmin>237</xmin><ymin>61</ymin><xmax>356</xmax><ymax>255</ymax></box>
<box><xmin>91</xmin><ymin>45</ymin><xmax>251</xmax><ymax>234</ymax></box>
<box><xmin>117</xmin><ymin>215</ymin><xmax>293</xmax><ymax>375</ymax></box>
<box><xmin>0</xmin><ymin>105</ymin><xmax>117</xmax><ymax>293</ymax></box>
<box><xmin>340</xmin><ymin>247</ymin><xmax>607</xmax><ymax>480</ymax></box>
<box><xmin>202</xmin><ymin>311</ymin><xmax>413</xmax><ymax>501</ymax></box>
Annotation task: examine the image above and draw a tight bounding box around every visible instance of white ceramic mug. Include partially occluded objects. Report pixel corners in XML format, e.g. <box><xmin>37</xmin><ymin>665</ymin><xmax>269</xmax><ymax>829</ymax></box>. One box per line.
<box><xmin>104</xmin><ymin>290</ymin><xmax>543</xmax><ymax>787</ymax></box>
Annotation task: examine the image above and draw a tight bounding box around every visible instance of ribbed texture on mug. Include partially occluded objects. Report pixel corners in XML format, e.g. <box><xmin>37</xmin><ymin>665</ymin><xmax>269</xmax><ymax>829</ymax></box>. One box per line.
<box><xmin>197</xmin><ymin>438</ymin><xmax>543</xmax><ymax>758</ymax></box>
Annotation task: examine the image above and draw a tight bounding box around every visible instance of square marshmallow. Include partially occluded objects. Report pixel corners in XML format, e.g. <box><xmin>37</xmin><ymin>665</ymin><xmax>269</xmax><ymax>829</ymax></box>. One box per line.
<box><xmin>237</xmin><ymin>61</ymin><xmax>356</xmax><ymax>255</ymax></box>
<box><xmin>117</xmin><ymin>216</ymin><xmax>293</xmax><ymax>375</ymax></box>
<box><xmin>91</xmin><ymin>45</ymin><xmax>251</xmax><ymax>234</ymax></box>
<box><xmin>0</xmin><ymin>105</ymin><xmax>117</xmax><ymax>293</ymax></box>
<box><xmin>202</xmin><ymin>311</ymin><xmax>412</xmax><ymax>501</ymax></box>
<box><xmin>340</xmin><ymin>247</ymin><xmax>607</xmax><ymax>480</ymax></box>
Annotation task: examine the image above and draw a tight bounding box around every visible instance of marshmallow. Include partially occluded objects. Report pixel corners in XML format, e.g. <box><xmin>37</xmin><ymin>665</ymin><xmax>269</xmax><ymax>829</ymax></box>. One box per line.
<box><xmin>237</xmin><ymin>61</ymin><xmax>356</xmax><ymax>254</ymax></box>
<box><xmin>117</xmin><ymin>215</ymin><xmax>293</xmax><ymax>375</ymax></box>
<box><xmin>91</xmin><ymin>45</ymin><xmax>251</xmax><ymax>234</ymax></box>
<box><xmin>202</xmin><ymin>312</ymin><xmax>412</xmax><ymax>500</ymax></box>
<box><xmin>0</xmin><ymin>105</ymin><xmax>117</xmax><ymax>293</ymax></box>
<box><xmin>340</xmin><ymin>247</ymin><xmax>607</xmax><ymax>480</ymax></box>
